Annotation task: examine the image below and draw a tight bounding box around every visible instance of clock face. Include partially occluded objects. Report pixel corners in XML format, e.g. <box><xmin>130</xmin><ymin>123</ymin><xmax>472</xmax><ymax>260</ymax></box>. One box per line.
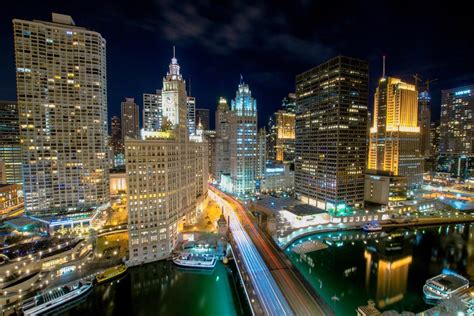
<box><xmin>165</xmin><ymin>96</ymin><xmax>172</xmax><ymax>104</ymax></box>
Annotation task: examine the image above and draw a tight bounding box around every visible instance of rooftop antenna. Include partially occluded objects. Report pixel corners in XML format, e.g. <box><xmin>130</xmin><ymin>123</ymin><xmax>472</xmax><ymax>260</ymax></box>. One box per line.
<box><xmin>382</xmin><ymin>55</ymin><xmax>386</xmax><ymax>78</ymax></box>
<box><xmin>240</xmin><ymin>73</ymin><xmax>244</xmax><ymax>85</ymax></box>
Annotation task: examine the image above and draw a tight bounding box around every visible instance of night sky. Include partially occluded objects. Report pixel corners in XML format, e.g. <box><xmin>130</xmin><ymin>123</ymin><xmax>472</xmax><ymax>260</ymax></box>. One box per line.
<box><xmin>1</xmin><ymin>0</ymin><xmax>473</xmax><ymax>129</ymax></box>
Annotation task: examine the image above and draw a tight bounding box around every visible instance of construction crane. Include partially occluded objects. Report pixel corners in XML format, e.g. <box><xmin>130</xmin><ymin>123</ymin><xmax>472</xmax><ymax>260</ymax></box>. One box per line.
<box><xmin>413</xmin><ymin>73</ymin><xmax>422</xmax><ymax>89</ymax></box>
<box><xmin>423</xmin><ymin>78</ymin><xmax>438</xmax><ymax>92</ymax></box>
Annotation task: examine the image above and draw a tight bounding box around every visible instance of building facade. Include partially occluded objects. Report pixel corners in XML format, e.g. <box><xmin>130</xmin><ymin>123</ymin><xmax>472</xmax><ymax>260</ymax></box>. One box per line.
<box><xmin>214</xmin><ymin>97</ymin><xmax>232</xmax><ymax>182</ymax></box>
<box><xmin>143</xmin><ymin>91</ymin><xmax>162</xmax><ymax>132</ymax></box>
<box><xmin>418</xmin><ymin>90</ymin><xmax>431</xmax><ymax>160</ymax></box>
<box><xmin>229</xmin><ymin>82</ymin><xmax>258</xmax><ymax>196</ymax></box>
<box><xmin>127</xmin><ymin>51</ymin><xmax>207</xmax><ymax>265</ymax></box>
<box><xmin>13</xmin><ymin>13</ymin><xmax>109</xmax><ymax>217</ymax></box>
<box><xmin>110</xmin><ymin>116</ymin><xmax>124</xmax><ymax>167</ymax></box>
<box><xmin>295</xmin><ymin>56</ymin><xmax>368</xmax><ymax>214</ymax></box>
<box><xmin>257</xmin><ymin>128</ymin><xmax>266</xmax><ymax>179</ymax></box>
<box><xmin>0</xmin><ymin>101</ymin><xmax>22</xmax><ymax>184</ymax></box>
<box><xmin>121</xmin><ymin>97</ymin><xmax>140</xmax><ymax>140</ymax></box>
<box><xmin>438</xmin><ymin>86</ymin><xmax>474</xmax><ymax>179</ymax></box>
<box><xmin>368</xmin><ymin>77</ymin><xmax>423</xmax><ymax>187</ymax></box>
<box><xmin>186</xmin><ymin>96</ymin><xmax>196</xmax><ymax>136</ymax></box>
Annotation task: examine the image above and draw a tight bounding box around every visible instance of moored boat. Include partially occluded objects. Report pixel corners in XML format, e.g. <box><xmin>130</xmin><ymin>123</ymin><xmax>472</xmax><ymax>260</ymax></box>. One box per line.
<box><xmin>95</xmin><ymin>264</ymin><xmax>128</xmax><ymax>284</ymax></box>
<box><xmin>173</xmin><ymin>253</ymin><xmax>217</xmax><ymax>269</ymax></box>
<box><xmin>423</xmin><ymin>272</ymin><xmax>469</xmax><ymax>303</ymax></box>
<box><xmin>20</xmin><ymin>280</ymin><xmax>92</xmax><ymax>316</ymax></box>
<box><xmin>362</xmin><ymin>221</ymin><xmax>382</xmax><ymax>232</ymax></box>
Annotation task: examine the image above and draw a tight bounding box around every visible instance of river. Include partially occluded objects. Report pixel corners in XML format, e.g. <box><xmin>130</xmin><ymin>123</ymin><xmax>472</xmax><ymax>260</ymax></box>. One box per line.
<box><xmin>56</xmin><ymin>261</ymin><xmax>245</xmax><ymax>316</ymax></box>
<box><xmin>286</xmin><ymin>223</ymin><xmax>474</xmax><ymax>315</ymax></box>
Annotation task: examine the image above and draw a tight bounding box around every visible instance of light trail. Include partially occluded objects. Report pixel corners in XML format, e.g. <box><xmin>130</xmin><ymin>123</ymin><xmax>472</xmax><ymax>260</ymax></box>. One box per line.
<box><xmin>209</xmin><ymin>189</ymin><xmax>293</xmax><ymax>316</ymax></box>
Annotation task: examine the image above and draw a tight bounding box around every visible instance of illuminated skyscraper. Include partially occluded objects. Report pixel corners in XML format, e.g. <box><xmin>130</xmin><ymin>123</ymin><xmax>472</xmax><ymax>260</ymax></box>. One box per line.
<box><xmin>368</xmin><ymin>77</ymin><xmax>423</xmax><ymax>187</ymax></box>
<box><xmin>110</xmin><ymin>116</ymin><xmax>124</xmax><ymax>167</ymax></box>
<box><xmin>0</xmin><ymin>101</ymin><xmax>22</xmax><ymax>184</ymax></box>
<box><xmin>438</xmin><ymin>86</ymin><xmax>474</xmax><ymax>179</ymax></box>
<box><xmin>440</xmin><ymin>86</ymin><xmax>474</xmax><ymax>156</ymax></box>
<box><xmin>143</xmin><ymin>91</ymin><xmax>162</xmax><ymax>132</ymax></box>
<box><xmin>214</xmin><ymin>97</ymin><xmax>231</xmax><ymax>182</ymax></box>
<box><xmin>13</xmin><ymin>13</ymin><xmax>109</xmax><ymax>217</ymax></box>
<box><xmin>230</xmin><ymin>81</ymin><xmax>258</xmax><ymax>195</ymax></box>
<box><xmin>186</xmin><ymin>96</ymin><xmax>196</xmax><ymax>136</ymax></box>
<box><xmin>121</xmin><ymin>97</ymin><xmax>140</xmax><ymax>140</ymax></box>
<box><xmin>295</xmin><ymin>56</ymin><xmax>368</xmax><ymax>213</ymax></box>
<box><xmin>126</xmin><ymin>50</ymin><xmax>207</xmax><ymax>265</ymax></box>
<box><xmin>273</xmin><ymin>110</ymin><xmax>295</xmax><ymax>163</ymax></box>
<box><xmin>418</xmin><ymin>90</ymin><xmax>431</xmax><ymax>160</ymax></box>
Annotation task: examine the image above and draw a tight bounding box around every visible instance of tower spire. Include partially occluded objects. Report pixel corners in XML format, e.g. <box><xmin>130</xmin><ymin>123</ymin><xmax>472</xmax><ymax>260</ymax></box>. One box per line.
<box><xmin>382</xmin><ymin>55</ymin><xmax>386</xmax><ymax>78</ymax></box>
<box><xmin>173</xmin><ymin>45</ymin><xmax>176</xmax><ymax>59</ymax></box>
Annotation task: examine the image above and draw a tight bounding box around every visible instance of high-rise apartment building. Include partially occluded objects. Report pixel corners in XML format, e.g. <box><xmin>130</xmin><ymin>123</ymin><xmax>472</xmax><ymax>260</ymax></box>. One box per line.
<box><xmin>440</xmin><ymin>86</ymin><xmax>474</xmax><ymax>156</ymax></box>
<box><xmin>196</xmin><ymin>108</ymin><xmax>210</xmax><ymax>131</ymax></box>
<box><xmin>0</xmin><ymin>101</ymin><xmax>22</xmax><ymax>184</ymax></box>
<box><xmin>214</xmin><ymin>97</ymin><xmax>232</xmax><ymax>181</ymax></box>
<box><xmin>126</xmin><ymin>51</ymin><xmax>207</xmax><ymax>265</ymax></box>
<box><xmin>143</xmin><ymin>91</ymin><xmax>162</xmax><ymax>132</ymax></box>
<box><xmin>186</xmin><ymin>96</ymin><xmax>196</xmax><ymax>136</ymax></box>
<box><xmin>418</xmin><ymin>90</ymin><xmax>431</xmax><ymax>160</ymax></box>
<box><xmin>121</xmin><ymin>97</ymin><xmax>140</xmax><ymax>140</ymax></box>
<box><xmin>295</xmin><ymin>56</ymin><xmax>368</xmax><ymax>213</ymax></box>
<box><xmin>368</xmin><ymin>77</ymin><xmax>423</xmax><ymax>187</ymax></box>
<box><xmin>110</xmin><ymin>116</ymin><xmax>124</xmax><ymax>167</ymax></box>
<box><xmin>13</xmin><ymin>13</ymin><xmax>109</xmax><ymax>217</ymax></box>
<box><xmin>229</xmin><ymin>82</ymin><xmax>258</xmax><ymax>196</ymax></box>
<box><xmin>438</xmin><ymin>86</ymin><xmax>474</xmax><ymax>179</ymax></box>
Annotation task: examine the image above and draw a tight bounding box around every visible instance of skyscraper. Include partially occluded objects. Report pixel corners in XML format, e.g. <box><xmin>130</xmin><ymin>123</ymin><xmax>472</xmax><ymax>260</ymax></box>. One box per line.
<box><xmin>257</xmin><ymin>128</ymin><xmax>266</xmax><ymax>179</ymax></box>
<box><xmin>440</xmin><ymin>86</ymin><xmax>474</xmax><ymax>156</ymax></box>
<box><xmin>418</xmin><ymin>90</ymin><xmax>432</xmax><ymax>160</ymax></box>
<box><xmin>0</xmin><ymin>101</ymin><xmax>22</xmax><ymax>184</ymax></box>
<box><xmin>121</xmin><ymin>97</ymin><xmax>140</xmax><ymax>140</ymax></box>
<box><xmin>186</xmin><ymin>96</ymin><xmax>196</xmax><ymax>135</ymax></box>
<box><xmin>214</xmin><ymin>97</ymin><xmax>231</xmax><ymax>181</ymax></box>
<box><xmin>267</xmin><ymin>94</ymin><xmax>296</xmax><ymax>164</ymax></box>
<box><xmin>295</xmin><ymin>56</ymin><xmax>368</xmax><ymax>213</ymax></box>
<box><xmin>143</xmin><ymin>91</ymin><xmax>162</xmax><ymax>132</ymax></box>
<box><xmin>438</xmin><ymin>85</ymin><xmax>474</xmax><ymax>179</ymax></box>
<box><xmin>229</xmin><ymin>81</ymin><xmax>258</xmax><ymax>196</ymax></box>
<box><xmin>196</xmin><ymin>108</ymin><xmax>210</xmax><ymax>131</ymax></box>
<box><xmin>368</xmin><ymin>77</ymin><xmax>423</xmax><ymax>187</ymax></box>
<box><xmin>126</xmin><ymin>50</ymin><xmax>207</xmax><ymax>265</ymax></box>
<box><xmin>110</xmin><ymin>116</ymin><xmax>124</xmax><ymax>167</ymax></box>
<box><xmin>13</xmin><ymin>13</ymin><xmax>109</xmax><ymax>217</ymax></box>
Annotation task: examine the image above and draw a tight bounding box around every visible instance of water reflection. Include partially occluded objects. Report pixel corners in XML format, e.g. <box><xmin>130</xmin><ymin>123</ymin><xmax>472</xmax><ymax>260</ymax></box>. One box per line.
<box><xmin>364</xmin><ymin>231</ymin><xmax>413</xmax><ymax>309</ymax></box>
<box><xmin>287</xmin><ymin>223</ymin><xmax>473</xmax><ymax>314</ymax></box>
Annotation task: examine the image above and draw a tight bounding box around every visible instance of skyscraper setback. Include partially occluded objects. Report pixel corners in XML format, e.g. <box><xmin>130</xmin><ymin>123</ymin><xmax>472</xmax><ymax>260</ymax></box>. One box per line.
<box><xmin>368</xmin><ymin>77</ymin><xmax>423</xmax><ymax>186</ymax></box>
<box><xmin>13</xmin><ymin>13</ymin><xmax>109</xmax><ymax>216</ymax></box>
<box><xmin>295</xmin><ymin>56</ymin><xmax>368</xmax><ymax>213</ymax></box>
<box><xmin>229</xmin><ymin>81</ymin><xmax>258</xmax><ymax>195</ymax></box>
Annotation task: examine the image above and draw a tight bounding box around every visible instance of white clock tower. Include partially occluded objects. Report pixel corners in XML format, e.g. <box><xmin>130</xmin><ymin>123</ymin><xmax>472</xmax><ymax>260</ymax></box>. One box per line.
<box><xmin>161</xmin><ymin>46</ymin><xmax>188</xmax><ymax>141</ymax></box>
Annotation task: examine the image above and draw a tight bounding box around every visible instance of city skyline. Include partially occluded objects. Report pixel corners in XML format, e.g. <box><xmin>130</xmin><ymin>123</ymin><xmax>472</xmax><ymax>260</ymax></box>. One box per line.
<box><xmin>1</xmin><ymin>1</ymin><xmax>474</xmax><ymax>129</ymax></box>
<box><xmin>1</xmin><ymin>4</ymin><xmax>474</xmax><ymax>316</ymax></box>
